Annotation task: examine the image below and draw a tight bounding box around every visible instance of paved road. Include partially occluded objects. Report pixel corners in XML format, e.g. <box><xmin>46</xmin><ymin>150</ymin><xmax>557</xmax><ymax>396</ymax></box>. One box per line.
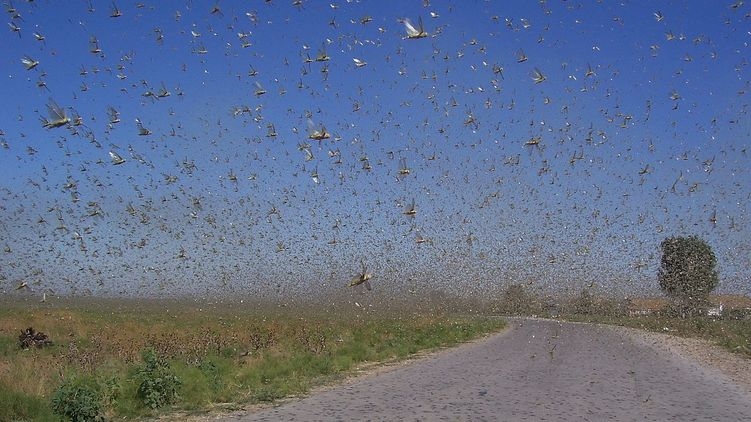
<box><xmin>219</xmin><ymin>318</ymin><xmax>751</xmax><ymax>421</ymax></box>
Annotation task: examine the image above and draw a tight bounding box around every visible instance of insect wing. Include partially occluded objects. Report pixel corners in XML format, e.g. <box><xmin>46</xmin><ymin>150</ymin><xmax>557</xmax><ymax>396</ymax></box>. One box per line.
<box><xmin>403</xmin><ymin>18</ymin><xmax>419</xmax><ymax>37</ymax></box>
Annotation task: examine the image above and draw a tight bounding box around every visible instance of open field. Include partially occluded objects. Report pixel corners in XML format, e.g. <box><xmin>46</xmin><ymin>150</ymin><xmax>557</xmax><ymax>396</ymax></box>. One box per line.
<box><xmin>0</xmin><ymin>296</ymin><xmax>506</xmax><ymax>421</ymax></box>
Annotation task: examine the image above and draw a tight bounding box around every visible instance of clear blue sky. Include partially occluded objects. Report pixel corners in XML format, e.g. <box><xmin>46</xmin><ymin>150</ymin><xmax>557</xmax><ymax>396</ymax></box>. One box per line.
<box><xmin>1</xmin><ymin>1</ymin><xmax>749</xmax><ymax>300</ymax></box>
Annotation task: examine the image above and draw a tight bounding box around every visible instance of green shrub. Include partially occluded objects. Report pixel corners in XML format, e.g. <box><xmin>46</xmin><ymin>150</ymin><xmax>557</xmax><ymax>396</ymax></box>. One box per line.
<box><xmin>50</xmin><ymin>379</ymin><xmax>105</xmax><ymax>422</ymax></box>
<box><xmin>135</xmin><ymin>349</ymin><xmax>181</xmax><ymax>409</ymax></box>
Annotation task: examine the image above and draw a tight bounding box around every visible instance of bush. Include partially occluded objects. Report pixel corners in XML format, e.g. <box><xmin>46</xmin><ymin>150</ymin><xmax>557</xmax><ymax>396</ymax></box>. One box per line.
<box><xmin>51</xmin><ymin>379</ymin><xmax>105</xmax><ymax>422</ymax></box>
<box><xmin>658</xmin><ymin>235</ymin><xmax>718</xmax><ymax>317</ymax></box>
<box><xmin>135</xmin><ymin>349</ymin><xmax>181</xmax><ymax>409</ymax></box>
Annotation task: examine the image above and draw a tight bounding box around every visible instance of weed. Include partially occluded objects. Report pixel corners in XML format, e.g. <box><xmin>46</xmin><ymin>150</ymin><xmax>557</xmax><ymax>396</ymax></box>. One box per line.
<box><xmin>295</xmin><ymin>324</ymin><xmax>327</xmax><ymax>354</ymax></box>
<box><xmin>199</xmin><ymin>360</ymin><xmax>223</xmax><ymax>392</ymax></box>
<box><xmin>50</xmin><ymin>378</ymin><xmax>105</xmax><ymax>422</ymax></box>
<box><xmin>98</xmin><ymin>375</ymin><xmax>121</xmax><ymax>408</ymax></box>
<box><xmin>135</xmin><ymin>349</ymin><xmax>181</xmax><ymax>409</ymax></box>
<box><xmin>252</xmin><ymin>384</ymin><xmax>286</xmax><ymax>402</ymax></box>
<box><xmin>0</xmin><ymin>335</ymin><xmax>16</xmax><ymax>356</ymax></box>
<box><xmin>248</xmin><ymin>327</ymin><xmax>277</xmax><ymax>351</ymax></box>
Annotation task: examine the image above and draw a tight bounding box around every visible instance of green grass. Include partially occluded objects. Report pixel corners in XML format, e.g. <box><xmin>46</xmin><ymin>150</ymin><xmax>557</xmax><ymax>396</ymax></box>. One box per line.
<box><xmin>0</xmin><ymin>297</ymin><xmax>506</xmax><ymax>421</ymax></box>
<box><xmin>0</xmin><ymin>385</ymin><xmax>58</xmax><ymax>422</ymax></box>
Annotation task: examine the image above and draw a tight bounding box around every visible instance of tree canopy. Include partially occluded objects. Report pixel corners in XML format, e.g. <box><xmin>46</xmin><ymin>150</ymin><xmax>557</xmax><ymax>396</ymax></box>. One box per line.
<box><xmin>658</xmin><ymin>235</ymin><xmax>718</xmax><ymax>315</ymax></box>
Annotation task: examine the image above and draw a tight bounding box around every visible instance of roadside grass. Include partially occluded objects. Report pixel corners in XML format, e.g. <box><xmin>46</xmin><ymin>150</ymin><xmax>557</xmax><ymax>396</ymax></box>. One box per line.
<box><xmin>0</xmin><ymin>297</ymin><xmax>506</xmax><ymax>421</ymax></box>
<box><xmin>0</xmin><ymin>385</ymin><xmax>58</xmax><ymax>422</ymax></box>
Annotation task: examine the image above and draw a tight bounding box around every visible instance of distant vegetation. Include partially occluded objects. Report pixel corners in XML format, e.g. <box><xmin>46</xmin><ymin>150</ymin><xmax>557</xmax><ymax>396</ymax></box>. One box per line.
<box><xmin>495</xmin><ymin>284</ymin><xmax>539</xmax><ymax>315</ymax></box>
<box><xmin>658</xmin><ymin>235</ymin><xmax>719</xmax><ymax>317</ymax></box>
<box><xmin>0</xmin><ymin>299</ymin><xmax>505</xmax><ymax>421</ymax></box>
<box><xmin>492</xmin><ymin>283</ymin><xmax>750</xmax><ymax>359</ymax></box>
<box><xmin>494</xmin><ymin>284</ymin><xmax>630</xmax><ymax>318</ymax></box>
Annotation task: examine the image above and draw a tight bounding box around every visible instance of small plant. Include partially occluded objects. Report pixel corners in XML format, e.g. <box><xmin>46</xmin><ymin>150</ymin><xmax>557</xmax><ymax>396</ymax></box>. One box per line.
<box><xmin>199</xmin><ymin>360</ymin><xmax>224</xmax><ymax>393</ymax></box>
<box><xmin>252</xmin><ymin>385</ymin><xmax>286</xmax><ymax>402</ymax></box>
<box><xmin>135</xmin><ymin>349</ymin><xmax>181</xmax><ymax>409</ymax></box>
<box><xmin>98</xmin><ymin>375</ymin><xmax>120</xmax><ymax>407</ymax></box>
<box><xmin>658</xmin><ymin>235</ymin><xmax>719</xmax><ymax>317</ymax></box>
<box><xmin>51</xmin><ymin>379</ymin><xmax>105</xmax><ymax>422</ymax></box>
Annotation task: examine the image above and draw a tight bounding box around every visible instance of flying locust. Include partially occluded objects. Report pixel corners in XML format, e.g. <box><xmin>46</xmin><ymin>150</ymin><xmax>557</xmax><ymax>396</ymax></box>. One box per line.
<box><xmin>349</xmin><ymin>261</ymin><xmax>372</xmax><ymax>291</ymax></box>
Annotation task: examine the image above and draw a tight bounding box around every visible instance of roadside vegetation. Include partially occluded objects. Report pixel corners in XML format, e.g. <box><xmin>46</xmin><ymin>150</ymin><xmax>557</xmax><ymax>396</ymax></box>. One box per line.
<box><xmin>494</xmin><ymin>282</ymin><xmax>751</xmax><ymax>359</ymax></box>
<box><xmin>562</xmin><ymin>310</ymin><xmax>751</xmax><ymax>358</ymax></box>
<box><xmin>494</xmin><ymin>235</ymin><xmax>750</xmax><ymax>358</ymax></box>
<box><xmin>0</xmin><ymin>297</ymin><xmax>505</xmax><ymax>421</ymax></box>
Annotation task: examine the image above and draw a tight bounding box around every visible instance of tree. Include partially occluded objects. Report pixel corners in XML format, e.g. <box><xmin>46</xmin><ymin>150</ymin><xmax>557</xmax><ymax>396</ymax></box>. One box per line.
<box><xmin>658</xmin><ymin>235</ymin><xmax>718</xmax><ymax>317</ymax></box>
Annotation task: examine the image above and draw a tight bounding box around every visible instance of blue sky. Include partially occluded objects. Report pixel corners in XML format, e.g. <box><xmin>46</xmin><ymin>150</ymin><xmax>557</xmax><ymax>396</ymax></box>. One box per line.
<box><xmin>1</xmin><ymin>1</ymin><xmax>749</xmax><ymax>300</ymax></box>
